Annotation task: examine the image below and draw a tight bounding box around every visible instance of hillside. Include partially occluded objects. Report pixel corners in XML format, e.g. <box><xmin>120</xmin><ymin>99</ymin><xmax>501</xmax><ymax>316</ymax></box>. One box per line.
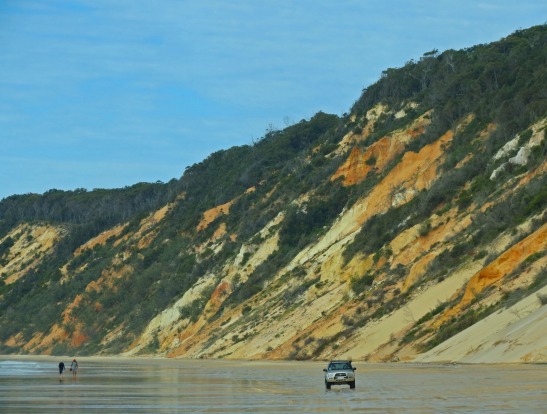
<box><xmin>0</xmin><ymin>25</ymin><xmax>546</xmax><ymax>362</ymax></box>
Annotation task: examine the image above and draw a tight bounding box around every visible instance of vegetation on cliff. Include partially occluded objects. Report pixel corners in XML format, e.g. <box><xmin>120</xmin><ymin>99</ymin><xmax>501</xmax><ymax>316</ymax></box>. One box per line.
<box><xmin>0</xmin><ymin>25</ymin><xmax>545</xmax><ymax>361</ymax></box>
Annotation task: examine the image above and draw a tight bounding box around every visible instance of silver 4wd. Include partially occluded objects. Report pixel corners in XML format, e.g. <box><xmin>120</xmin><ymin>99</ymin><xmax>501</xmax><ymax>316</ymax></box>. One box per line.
<box><xmin>323</xmin><ymin>360</ymin><xmax>356</xmax><ymax>389</ymax></box>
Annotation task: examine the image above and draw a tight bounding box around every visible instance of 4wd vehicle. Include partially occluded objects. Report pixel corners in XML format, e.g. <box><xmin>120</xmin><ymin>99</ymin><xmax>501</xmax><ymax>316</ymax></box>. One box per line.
<box><xmin>323</xmin><ymin>360</ymin><xmax>356</xmax><ymax>389</ymax></box>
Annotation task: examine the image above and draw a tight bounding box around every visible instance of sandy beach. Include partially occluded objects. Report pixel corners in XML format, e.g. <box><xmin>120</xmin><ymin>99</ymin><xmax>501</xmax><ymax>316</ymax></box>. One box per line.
<box><xmin>1</xmin><ymin>356</ymin><xmax>545</xmax><ymax>413</ymax></box>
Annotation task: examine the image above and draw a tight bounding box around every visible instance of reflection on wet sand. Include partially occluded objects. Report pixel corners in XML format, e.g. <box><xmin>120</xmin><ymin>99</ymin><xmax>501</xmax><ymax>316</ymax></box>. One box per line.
<box><xmin>0</xmin><ymin>357</ymin><xmax>545</xmax><ymax>413</ymax></box>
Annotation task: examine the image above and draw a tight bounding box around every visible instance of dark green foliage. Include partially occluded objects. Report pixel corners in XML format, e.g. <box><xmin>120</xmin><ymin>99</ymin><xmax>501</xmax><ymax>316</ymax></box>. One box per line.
<box><xmin>0</xmin><ymin>237</ymin><xmax>14</xmax><ymax>266</ymax></box>
<box><xmin>401</xmin><ymin>302</ymin><xmax>448</xmax><ymax>344</ymax></box>
<box><xmin>0</xmin><ymin>236</ymin><xmax>14</xmax><ymax>257</ymax></box>
<box><xmin>365</xmin><ymin>155</ymin><xmax>377</xmax><ymax>166</ymax></box>
<box><xmin>527</xmin><ymin>129</ymin><xmax>547</xmax><ymax>170</ymax></box>
<box><xmin>0</xmin><ymin>182</ymin><xmax>181</xmax><ymax>237</ymax></box>
<box><xmin>350</xmin><ymin>272</ymin><xmax>375</xmax><ymax>295</ymax></box>
<box><xmin>223</xmin><ymin>244</ymin><xmax>298</xmax><ymax>307</ymax></box>
<box><xmin>425</xmin><ymin>243</ymin><xmax>473</xmax><ymax>281</ymax></box>
<box><xmin>343</xmin><ymin>199</ymin><xmax>418</xmax><ymax>262</ymax></box>
<box><xmin>279</xmin><ymin>185</ymin><xmax>349</xmax><ymax>249</ymax></box>
<box><xmin>0</xmin><ymin>260</ymin><xmax>66</xmax><ymax>343</ymax></box>
<box><xmin>353</xmin><ymin>24</ymin><xmax>547</xmax><ymax>148</ymax></box>
<box><xmin>471</xmin><ymin>175</ymin><xmax>547</xmax><ymax>246</ymax></box>
<box><xmin>178</xmin><ymin>112</ymin><xmax>340</xmax><ymax>223</ymax></box>
<box><xmin>528</xmin><ymin>269</ymin><xmax>547</xmax><ymax>292</ymax></box>
<box><xmin>179</xmin><ymin>285</ymin><xmax>215</xmax><ymax>323</ymax></box>
<box><xmin>419</xmin><ymin>304</ymin><xmax>498</xmax><ymax>352</ymax></box>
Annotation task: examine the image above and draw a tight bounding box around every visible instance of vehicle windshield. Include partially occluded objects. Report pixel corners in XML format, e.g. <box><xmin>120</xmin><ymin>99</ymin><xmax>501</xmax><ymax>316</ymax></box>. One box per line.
<box><xmin>328</xmin><ymin>362</ymin><xmax>352</xmax><ymax>370</ymax></box>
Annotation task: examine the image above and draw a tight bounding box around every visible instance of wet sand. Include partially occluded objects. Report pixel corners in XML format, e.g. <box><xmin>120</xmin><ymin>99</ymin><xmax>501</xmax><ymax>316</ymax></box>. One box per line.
<box><xmin>0</xmin><ymin>356</ymin><xmax>545</xmax><ymax>413</ymax></box>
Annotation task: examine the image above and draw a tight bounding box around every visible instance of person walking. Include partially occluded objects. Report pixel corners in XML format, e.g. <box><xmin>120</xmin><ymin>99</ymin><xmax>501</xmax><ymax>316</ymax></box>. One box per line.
<box><xmin>58</xmin><ymin>361</ymin><xmax>65</xmax><ymax>380</ymax></box>
<box><xmin>70</xmin><ymin>358</ymin><xmax>78</xmax><ymax>378</ymax></box>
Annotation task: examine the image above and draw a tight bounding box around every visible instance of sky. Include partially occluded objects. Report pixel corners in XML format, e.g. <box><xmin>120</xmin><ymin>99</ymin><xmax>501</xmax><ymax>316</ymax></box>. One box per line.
<box><xmin>1</xmin><ymin>1</ymin><xmax>545</xmax><ymax>200</ymax></box>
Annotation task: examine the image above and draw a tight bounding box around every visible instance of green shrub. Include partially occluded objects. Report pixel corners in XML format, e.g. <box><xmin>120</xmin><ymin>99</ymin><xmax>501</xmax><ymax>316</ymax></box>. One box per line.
<box><xmin>350</xmin><ymin>273</ymin><xmax>375</xmax><ymax>295</ymax></box>
<box><xmin>419</xmin><ymin>304</ymin><xmax>497</xmax><ymax>352</ymax></box>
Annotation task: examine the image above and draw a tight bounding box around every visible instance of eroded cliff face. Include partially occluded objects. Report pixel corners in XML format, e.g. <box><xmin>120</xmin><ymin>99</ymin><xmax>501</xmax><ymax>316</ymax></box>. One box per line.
<box><xmin>3</xmin><ymin>107</ymin><xmax>544</xmax><ymax>363</ymax></box>
<box><xmin>2</xmin><ymin>109</ymin><xmax>544</xmax><ymax>364</ymax></box>
<box><xmin>2</xmin><ymin>26</ymin><xmax>546</xmax><ymax>362</ymax></box>
<box><xmin>331</xmin><ymin>110</ymin><xmax>431</xmax><ymax>186</ymax></box>
<box><xmin>119</xmin><ymin>113</ymin><xmax>544</xmax><ymax>363</ymax></box>
<box><xmin>0</xmin><ymin>224</ymin><xmax>67</xmax><ymax>285</ymax></box>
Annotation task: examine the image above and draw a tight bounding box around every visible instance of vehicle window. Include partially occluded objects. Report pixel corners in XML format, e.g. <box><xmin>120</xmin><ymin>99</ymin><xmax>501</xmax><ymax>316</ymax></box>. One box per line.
<box><xmin>328</xmin><ymin>362</ymin><xmax>352</xmax><ymax>370</ymax></box>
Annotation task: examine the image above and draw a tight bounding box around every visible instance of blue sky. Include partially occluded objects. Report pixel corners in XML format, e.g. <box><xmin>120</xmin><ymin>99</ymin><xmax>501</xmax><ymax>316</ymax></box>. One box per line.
<box><xmin>1</xmin><ymin>1</ymin><xmax>545</xmax><ymax>200</ymax></box>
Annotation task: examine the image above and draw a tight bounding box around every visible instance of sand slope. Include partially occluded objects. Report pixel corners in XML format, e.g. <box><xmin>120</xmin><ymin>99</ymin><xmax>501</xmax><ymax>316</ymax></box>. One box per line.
<box><xmin>415</xmin><ymin>285</ymin><xmax>547</xmax><ymax>363</ymax></box>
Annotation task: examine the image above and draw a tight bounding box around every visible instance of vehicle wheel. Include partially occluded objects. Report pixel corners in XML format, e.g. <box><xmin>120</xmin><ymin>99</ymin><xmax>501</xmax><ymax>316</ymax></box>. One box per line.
<box><xmin>325</xmin><ymin>381</ymin><xmax>331</xmax><ymax>390</ymax></box>
<box><xmin>349</xmin><ymin>381</ymin><xmax>355</xmax><ymax>389</ymax></box>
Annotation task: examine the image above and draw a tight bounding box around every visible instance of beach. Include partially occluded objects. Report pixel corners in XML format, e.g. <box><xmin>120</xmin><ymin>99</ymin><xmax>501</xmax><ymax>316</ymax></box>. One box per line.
<box><xmin>0</xmin><ymin>356</ymin><xmax>545</xmax><ymax>413</ymax></box>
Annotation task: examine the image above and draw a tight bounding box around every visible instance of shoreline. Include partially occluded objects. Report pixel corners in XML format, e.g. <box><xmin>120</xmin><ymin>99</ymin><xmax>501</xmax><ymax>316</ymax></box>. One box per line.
<box><xmin>1</xmin><ymin>353</ymin><xmax>546</xmax><ymax>366</ymax></box>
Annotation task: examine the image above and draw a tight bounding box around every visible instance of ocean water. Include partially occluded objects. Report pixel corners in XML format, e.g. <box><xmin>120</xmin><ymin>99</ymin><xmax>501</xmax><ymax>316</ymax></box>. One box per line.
<box><xmin>0</xmin><ymin>357</ymin><xmax>545</xmax><ymax>413</ymax></box>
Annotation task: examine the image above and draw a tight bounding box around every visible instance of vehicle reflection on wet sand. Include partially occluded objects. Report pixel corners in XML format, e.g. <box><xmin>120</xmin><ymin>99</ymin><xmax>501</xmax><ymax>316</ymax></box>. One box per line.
<box><xmin>0</xmin><ymin>357</ymin><xmax>545</xmax><ymax>413</ymax></box>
